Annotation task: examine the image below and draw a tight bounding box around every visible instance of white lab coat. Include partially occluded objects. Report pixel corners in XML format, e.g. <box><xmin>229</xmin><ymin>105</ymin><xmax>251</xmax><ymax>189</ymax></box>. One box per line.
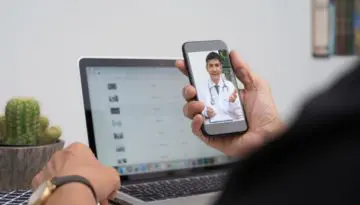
<box><xmin>201</xmin><ymin>77</ymin><xmax>244</xmax><ymax>124</ymax></box>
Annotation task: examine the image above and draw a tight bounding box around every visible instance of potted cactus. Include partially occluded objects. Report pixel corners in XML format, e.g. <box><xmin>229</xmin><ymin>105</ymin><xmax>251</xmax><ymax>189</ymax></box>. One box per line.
<box><xmin>0</xmin><ymin>97</ymin><xmax>65</xmax><ymax>191</ymax></box>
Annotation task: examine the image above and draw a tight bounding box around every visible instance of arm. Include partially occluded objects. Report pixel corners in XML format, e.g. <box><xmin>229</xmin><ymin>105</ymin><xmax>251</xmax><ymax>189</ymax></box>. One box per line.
<box><xmin>227</xmin><ymin>82</ymin><xmax>244</xmax><ymax>118</ymax></box>
<box><xmin>45</xmin><ymin>183</ymin><xmax>97</xmax><ymax>205</ymax></box>
<box><xmin>31</xmin><ymin>143</ymin><xmax>120</xmax><ymax>205</ymax></box>
<box><xmin>199</xmin><ymin>90</ymin><xmax>211</xmax><ymax>118</ymax></box>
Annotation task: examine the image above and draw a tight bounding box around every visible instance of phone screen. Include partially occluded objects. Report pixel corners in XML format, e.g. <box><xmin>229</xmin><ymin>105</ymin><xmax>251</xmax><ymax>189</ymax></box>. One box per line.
<box><xmin>185</xmin><ymin>47</ymin><xmax>248</xmax><ymax>136</ymax></box>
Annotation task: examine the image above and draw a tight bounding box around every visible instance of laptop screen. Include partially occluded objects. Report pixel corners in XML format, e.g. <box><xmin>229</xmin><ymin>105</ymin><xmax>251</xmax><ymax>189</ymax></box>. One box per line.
<box><xmin>85</xmin><ymin>65</ymin><xmax>233</xmax><ymax>176</ymax></box>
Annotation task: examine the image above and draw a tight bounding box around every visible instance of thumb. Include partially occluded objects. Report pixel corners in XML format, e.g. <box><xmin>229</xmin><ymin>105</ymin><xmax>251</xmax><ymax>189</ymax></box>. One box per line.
<box><xmin>108</xmin><ymin>190</ymin><xmax>118</xmax><ymax>201</ymax></box>
<box><xmin>229</xmin><ymin>51</ymin><xmax>256</xmax><ymax>90</ymax></box>
<box><xmin>100</xmin><ymin>200</ymin><xmax>109</xmax><ymax>205</ymax></box>
<box><xmin>100</xmin><ymin>190</ymin><xmax>118</xmax><ymax>205</ymax></box>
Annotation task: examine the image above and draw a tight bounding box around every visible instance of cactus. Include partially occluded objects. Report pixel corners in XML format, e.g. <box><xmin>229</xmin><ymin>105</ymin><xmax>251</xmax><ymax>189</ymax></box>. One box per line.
<box><xmin>38</xmin><ymin>125</ymin><xmax>62</xmax><ymax>145</ymax></box>
<box><xmin>40</xmin><ymin>116</ymin><xmax>49</xmax><ymax>130</ymax></box>
<box><xmin>5</xmin><ymin>97</ymin><xmax>40</xmax><ymax>145</ymax></box>
<box><xmin>38</xmin><ymin>115</ymin><xmax>49</xmax><ymax>145</ymax></box>
<box><xmin>0</xmin><ymin>97</ymin><xmax>62</xmax><ymax>146</ymax></box>
<box><xmin>45</xmin><ymin>126</ymin><xmax>62</xmax><ymax>140</ymax></box>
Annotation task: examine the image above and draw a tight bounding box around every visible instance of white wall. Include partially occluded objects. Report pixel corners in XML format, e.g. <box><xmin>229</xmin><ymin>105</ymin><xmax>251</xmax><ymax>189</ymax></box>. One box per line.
<box><xmin>0</xmin><ymin>0</ymin><xmax>357</xmax><ymax>147</ymax></box>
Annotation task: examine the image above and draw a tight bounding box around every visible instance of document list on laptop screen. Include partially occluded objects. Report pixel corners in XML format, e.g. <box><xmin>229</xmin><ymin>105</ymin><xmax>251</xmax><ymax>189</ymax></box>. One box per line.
<box><xmin>86</xmin><ymin>66</ymin><xmax>233</xmax><ymax>175</ymax></box>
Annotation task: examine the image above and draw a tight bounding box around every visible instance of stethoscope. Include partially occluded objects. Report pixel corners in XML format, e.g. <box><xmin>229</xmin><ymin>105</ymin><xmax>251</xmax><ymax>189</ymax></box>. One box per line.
<box><xmin>209</xmin><ymin>76</ymin><xmax>229</xmax><ymax>105</ymax></box>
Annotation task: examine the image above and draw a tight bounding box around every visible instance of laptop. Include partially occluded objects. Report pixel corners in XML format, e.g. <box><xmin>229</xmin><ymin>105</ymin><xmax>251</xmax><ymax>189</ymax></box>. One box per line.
<box><xmin>0</xmin><ymin>189</ymin><xmax>32</xmax><ymax>204</ymax></box>
<box><xmin>78</xmin><ymin>57</ymin><xmax>236</xmax><ymax>205</ymax></box>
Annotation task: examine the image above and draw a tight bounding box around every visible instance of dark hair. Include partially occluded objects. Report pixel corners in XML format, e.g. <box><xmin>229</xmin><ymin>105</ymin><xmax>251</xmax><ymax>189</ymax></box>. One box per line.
<box><xmin>206</xmin><ymin>52</ymin><xmax>222</xmax><ymax>64</ymax></box>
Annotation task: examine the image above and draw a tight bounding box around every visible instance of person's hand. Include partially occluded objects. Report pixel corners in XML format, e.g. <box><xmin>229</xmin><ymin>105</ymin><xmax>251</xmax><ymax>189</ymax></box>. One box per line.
<box><xmin>177</xmin><ymin>51</ymin><xmax>285</xmax><ymax>157</ymax></box>
<box><xmin>32</xmin><ymin>142</ymin><xmax>120</xmax><ymax>205</ymax></box>
<box><xmin>207</xmin><ymin>106</ymin><xmax>216</xmax><ymax>118</ymax></box>
<box><xmin>229</xmin><ymin>90</ymin><xmax>238</xmax><ymax>103</ymax></box>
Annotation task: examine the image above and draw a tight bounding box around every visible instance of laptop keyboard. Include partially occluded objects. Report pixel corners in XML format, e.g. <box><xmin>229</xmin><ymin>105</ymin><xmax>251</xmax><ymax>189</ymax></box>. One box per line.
<box><xmin>0</xmin><ymin>174</ymin><xmax>226</xmax><ymax>204</ymax></box>
<box><xmin>121</xmin><ymin>172</ymin><xmax>227</xmax><ymax>202</ymax></box>
<box><xmin>0</xmin><ymin>189</ymin><xmax>32</xmax><ymax>205</ymax></box>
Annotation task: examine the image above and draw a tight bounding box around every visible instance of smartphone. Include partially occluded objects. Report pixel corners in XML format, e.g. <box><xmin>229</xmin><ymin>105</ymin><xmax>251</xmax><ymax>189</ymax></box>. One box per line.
<box><xmin>311</xmin><ymin>0</ymin><xmax>330</xmax><ymax>58</ymax></box>
<box><xmin>182</xmin><ymin>40</ymin><xmax>248</xmax><ymax>137</ymax></box>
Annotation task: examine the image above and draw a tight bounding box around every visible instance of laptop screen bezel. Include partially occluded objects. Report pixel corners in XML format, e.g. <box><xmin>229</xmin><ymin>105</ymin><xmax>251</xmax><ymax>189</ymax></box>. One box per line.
<box><xmin>79</xmin><ymin>57</ymin><xmax>233</xmax><ymax>184</ymax></box>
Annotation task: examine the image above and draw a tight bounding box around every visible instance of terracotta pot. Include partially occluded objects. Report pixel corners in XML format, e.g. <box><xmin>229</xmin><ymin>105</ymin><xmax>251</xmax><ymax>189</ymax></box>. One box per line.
<box><xmin>0</xmin><ymin>140</ymin><xmax>65</xmax><ymax>191</ymax></box>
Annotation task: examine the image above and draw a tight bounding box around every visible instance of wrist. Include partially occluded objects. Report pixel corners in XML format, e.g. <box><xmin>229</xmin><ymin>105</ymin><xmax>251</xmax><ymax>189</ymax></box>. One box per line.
<box><xmin>45</xmin><ymin>182</ymin><xmax>97</xmax><ymax>205</ymax></box>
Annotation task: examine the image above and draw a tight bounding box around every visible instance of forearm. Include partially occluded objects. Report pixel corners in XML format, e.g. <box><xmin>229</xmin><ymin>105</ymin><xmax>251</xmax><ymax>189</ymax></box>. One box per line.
<box><xmin>45</xmin><ymin>183</ymin><xmax>97</xmax><ymax>205</ymax></box>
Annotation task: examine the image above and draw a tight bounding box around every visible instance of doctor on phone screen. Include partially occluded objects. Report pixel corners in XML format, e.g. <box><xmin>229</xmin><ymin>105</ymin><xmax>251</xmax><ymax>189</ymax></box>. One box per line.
<box><xmin>200</xmin><ymin>52</ymin><xmax>244</xmax><ymax>124</ymax></box>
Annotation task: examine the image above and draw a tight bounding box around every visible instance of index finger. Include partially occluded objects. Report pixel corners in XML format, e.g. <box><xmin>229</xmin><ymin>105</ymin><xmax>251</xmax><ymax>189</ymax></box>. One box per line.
<box><xmin>175</xmin><ymin>60</ymin><xmax>188</xmax><ymax>76</ymax></box>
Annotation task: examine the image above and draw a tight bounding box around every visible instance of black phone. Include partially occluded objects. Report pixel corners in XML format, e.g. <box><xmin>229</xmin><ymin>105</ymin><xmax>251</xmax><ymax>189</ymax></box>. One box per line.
<box><xmin>182</xmin><ymin>40</ymin><xmax>248</xmax><ymax>137</ymax></box>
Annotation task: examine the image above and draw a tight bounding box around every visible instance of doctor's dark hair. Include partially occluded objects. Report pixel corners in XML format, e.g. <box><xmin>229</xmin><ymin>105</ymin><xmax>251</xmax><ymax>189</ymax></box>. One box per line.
<box><xmin>205</xmin><ymin>52</ymin><xmax>222</xmax><ymax>65</ymax></box>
